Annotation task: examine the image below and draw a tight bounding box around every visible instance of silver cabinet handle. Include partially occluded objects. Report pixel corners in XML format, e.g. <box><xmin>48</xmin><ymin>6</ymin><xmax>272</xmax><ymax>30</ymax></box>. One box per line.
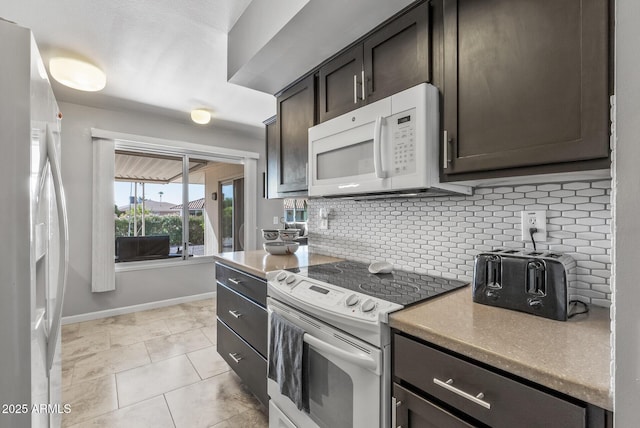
<box><xmin>229</xmin><ymin>353</ymin><xmax>243</xmax><ymax>363</ymax></box>
<box><xmin>228</xmin><ymin>310</ymin><xmax>242</xmax><ymax>318</ymax></box>
<box><xmin>354</xmin><ymin>74</ymin><xmax>358</xmax><ymax>104</ymax></box>
<box><xmin>228</xmin><ymin>278</ymin><xmax>242</xmax><ymax>285</ymax></box>
<box><xmin>362</xmin><ymin>70</ymin><xmax>366</xmax><ymax>101</ymax></box>
<box><xmin>443</xmin><ymin>130</ymin><xmax>450</xmax><ymax>169</ymax></box>
<box><xmin>392</xmin><ymin>397</ymin><xmax>402</xmax><ymax>428</ymax></box>
<box><xmin>433</xmin><ymin>378</ymin><xmax>491</xmax><ymax>410</ymax></box>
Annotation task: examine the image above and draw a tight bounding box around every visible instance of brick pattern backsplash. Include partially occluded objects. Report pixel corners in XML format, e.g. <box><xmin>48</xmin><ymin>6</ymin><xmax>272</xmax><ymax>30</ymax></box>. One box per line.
<box><xmin>308</xmin><ymin>180</ymin><xmax>612</xmax><ymax>307</ymax></box>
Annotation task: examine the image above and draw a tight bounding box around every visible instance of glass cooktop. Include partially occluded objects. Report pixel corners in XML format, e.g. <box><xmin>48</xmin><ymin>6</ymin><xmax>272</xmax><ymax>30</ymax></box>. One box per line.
<box><xmin>289</xmin><ymin>260</ymin><xmax>468</xmax><ymax>307</ymax></box>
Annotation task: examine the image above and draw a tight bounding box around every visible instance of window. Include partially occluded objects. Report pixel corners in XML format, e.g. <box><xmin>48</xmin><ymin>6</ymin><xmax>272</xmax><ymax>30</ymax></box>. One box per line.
<box><xmin>91</xmin><ymin>130</ymin><xmax>259</xmax><ymax>292</ymax></box>
<box><xmin>114</xmin><ymin>151</ymin><xmax>237</xmax><ymax>262</ymax></box>
<box><xmin>284</xmin><ymin>198</ymin><xmax>308</xmax><ymax>222</ymax></box>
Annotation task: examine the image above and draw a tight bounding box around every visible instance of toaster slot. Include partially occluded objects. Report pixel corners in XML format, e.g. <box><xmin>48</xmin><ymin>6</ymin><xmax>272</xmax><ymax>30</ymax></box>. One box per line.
<box><xmin>486</xmin><ymin>256</ymin><xmax>501</xmax><ymax>289</ymax></box>
<box><xmin>526</xmin><ymin>260</ymin><xmax>546</xmax><ymax>296</ymax></box>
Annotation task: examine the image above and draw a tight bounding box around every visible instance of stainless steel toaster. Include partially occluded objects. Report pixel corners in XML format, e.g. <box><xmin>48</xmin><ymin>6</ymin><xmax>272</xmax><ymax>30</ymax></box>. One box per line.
<box><xmin>472</xmin><ymin>248</ymin><xmax>576</xmax><ymax>321</ymax></box>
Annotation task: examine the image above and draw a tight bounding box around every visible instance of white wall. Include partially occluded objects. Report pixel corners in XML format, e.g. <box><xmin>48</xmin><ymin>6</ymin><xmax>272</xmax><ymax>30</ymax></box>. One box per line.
<box><xmin>613</xmin><ymin>0</ymin><xmax>640</xmax><ymax>424</ymax></box>
<box><xmin>59</xmin><ymin>102</ymin><xmax>283</xmax><ymax>317</ymax></box>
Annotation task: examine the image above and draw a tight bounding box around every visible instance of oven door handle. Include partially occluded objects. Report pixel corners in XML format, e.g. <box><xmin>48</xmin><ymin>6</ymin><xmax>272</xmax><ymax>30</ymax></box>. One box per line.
<box><xmin>304</xmin><ymin>333</ymin><xmax>379</xmax><ymax>374</ymax></box>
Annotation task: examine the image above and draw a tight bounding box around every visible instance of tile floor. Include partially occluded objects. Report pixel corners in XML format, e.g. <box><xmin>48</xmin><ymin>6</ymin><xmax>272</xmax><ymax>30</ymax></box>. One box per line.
<box><xmin>61</xmin><ymin>298</ymin><xmax>268</xmax><ymax>428</ymax></box>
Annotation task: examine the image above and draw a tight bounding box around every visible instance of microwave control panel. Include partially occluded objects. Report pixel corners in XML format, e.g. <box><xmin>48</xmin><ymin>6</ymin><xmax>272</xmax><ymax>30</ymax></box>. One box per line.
<box><xmin>390</xmin><ymin>108</ymin><xmax>417</xmax><ymax>176</ymax></box>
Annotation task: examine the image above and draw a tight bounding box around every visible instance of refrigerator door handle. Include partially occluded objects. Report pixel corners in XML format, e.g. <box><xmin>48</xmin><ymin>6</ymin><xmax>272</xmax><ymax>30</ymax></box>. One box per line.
<box><xmin>45</xmin><ymin>124</ymin><xmax>69</xmax><ymax>372</ymax></box>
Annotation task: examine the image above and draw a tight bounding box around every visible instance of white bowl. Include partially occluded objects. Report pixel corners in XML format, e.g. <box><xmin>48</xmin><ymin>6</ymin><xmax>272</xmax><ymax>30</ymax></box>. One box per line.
<box><xmin>278</xmin><ymin>229</ymin><xmax>300</xmax><ymax>241</ymax></box>
<box><xmin>263</xmin><ymin>241</ymin><xmax>300</xmax><ymax>255</ymax></box>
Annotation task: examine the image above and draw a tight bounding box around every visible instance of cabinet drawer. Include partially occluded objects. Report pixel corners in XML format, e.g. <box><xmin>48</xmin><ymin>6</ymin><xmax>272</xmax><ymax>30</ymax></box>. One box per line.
<box><xmin>394</xmin><ymin>383</ymin><xmax>476</xmax><ymax>428</ymax></box>
<box><xmin>217</xmin><ymin>283</ymin><xmax>268</xmax><ymax>357</ymax></box>
<box><xmin>393</xmin><ymin>334</ymin><xmax>586</xmax><ymax>428</ymax></box>
<box><xmin>215</xmin><ymin>262</ymin><xmax>267</xmax><ymax>306</ymax></box>
<box><xmin>217</xmin><ymin>318</ymin><xmax>268</xmax><ymax>408</ymax></box>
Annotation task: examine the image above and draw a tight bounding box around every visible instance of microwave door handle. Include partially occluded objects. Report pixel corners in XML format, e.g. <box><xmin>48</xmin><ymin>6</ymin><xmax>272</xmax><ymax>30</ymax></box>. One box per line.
<box><xmin>373</xmin><ymin>116</ymin><xmax>386</xmax><ymax>179</ymax></box>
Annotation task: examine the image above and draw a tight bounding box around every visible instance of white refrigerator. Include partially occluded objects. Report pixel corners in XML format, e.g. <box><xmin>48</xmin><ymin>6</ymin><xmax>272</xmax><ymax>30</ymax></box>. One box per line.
<box><xmin>0</xmin><ymin>19</ymin><xmax>69</xmax><ymax>428</ymax></box>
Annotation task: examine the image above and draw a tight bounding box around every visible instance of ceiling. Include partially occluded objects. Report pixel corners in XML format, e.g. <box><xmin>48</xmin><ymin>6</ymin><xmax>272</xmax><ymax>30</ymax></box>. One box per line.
<box><xmin>0</xmin><ymin>0</ymin><xmax>276</xmax><ymax>130</ymax></box>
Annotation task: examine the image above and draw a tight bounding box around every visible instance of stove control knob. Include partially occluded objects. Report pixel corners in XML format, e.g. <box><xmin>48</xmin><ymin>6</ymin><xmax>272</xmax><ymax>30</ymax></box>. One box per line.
<box><xmin>276</xmin><ymin>272</ymin><xmax>287</xmax><ymax>282</ymax></box>
<box><xmin>361</xmin><ymin>299</ymin><xmax>376</xmax><ymax>313</ymax></box>
<box><xmin>345</xmin><ymin>294</ymin><xmax>359</xmax><ymax>307</ymax></box>
<box><xmin>285</xmin><ymin>275</ymin><xmax>296</xmax><ymax>286</ymax></box>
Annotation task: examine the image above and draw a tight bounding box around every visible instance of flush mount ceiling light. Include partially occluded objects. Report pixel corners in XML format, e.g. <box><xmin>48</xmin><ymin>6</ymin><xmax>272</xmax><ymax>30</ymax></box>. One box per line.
<box><xmin>190</xmin><ymin>109</ymin><xmax>211</xmax><ymax>125</ymax></box>
<box><xmin>49</xmin><ymin>57</ymin><xmax>106</xmax><ymax>92</ymax></box>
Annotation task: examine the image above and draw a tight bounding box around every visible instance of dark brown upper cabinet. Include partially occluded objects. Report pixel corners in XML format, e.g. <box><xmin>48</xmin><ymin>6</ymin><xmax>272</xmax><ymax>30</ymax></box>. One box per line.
<box><xmin>439</xmin><ymin>0</ymin><xmax>610</xmax><ymax>179</ymax></box>
<box><xmin>318</xmin><ymin>45</ymin><xmax>365</xmax><ymax>123</ymax></box>
<box><xmin>274</xmin><ymin>74</ymin><xmax>316</xmax><ymax>196</ymax></box>
<box><xmin>318</xmin><ymin>1</ymin><xmax>430</xmax><ymax>123</ymax></box>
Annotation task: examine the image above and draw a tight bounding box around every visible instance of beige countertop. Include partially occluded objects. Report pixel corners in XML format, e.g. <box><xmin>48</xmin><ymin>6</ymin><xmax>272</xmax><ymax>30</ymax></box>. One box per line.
<box><xmin>389</xmin><ymin>288</ymin><xmax>612</xmax><ymax>411</ymax></box>
<box><xmin>213</xmin><ymin>247</ymin><xmax>343</xmax><ymax>278</ymax></box>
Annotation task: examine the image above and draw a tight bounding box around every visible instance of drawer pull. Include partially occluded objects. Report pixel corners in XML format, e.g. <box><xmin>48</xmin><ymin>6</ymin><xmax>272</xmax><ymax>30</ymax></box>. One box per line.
<box><xmin>228</xmin><ymin>278</ymin><xmax>243</xmax><ymax>285</ymax></box>
<box><xmin>228</xmin><ymin>310</ymin><xmax>242</xmax><ymax>318</ymax></box>
<box><xmin>392</xmin><ymin>397</ymin><xmax>402</xmax><ymax>428</ymax></box>
<box><xmin>433</xmin><ymin>378</ymin><xmax>491</xmax><ymax>410</ymax></box>
<box><xmin>229</xmin><ymin>353</ymin><xmax>243</xmax><ymax>363</ymax></box>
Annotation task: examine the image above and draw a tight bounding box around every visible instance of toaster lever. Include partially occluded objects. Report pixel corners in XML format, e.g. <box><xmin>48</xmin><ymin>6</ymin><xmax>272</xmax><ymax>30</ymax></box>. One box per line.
<box><xmin>526</xmin><ymin>261</ymin><xmax>546</xmax><ymax>295</ymax></box>
<box><xmin>486</xmin><ymin>256</ymin><xmax>501</xmax><ymax>289</ymax></box>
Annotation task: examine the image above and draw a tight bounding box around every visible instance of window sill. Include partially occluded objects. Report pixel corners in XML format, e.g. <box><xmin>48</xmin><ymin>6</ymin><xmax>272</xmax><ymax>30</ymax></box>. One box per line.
<box><xmin>115</xmin><ymin>255</ymin><xmax>216</xmax><ymax>273</ymax></box>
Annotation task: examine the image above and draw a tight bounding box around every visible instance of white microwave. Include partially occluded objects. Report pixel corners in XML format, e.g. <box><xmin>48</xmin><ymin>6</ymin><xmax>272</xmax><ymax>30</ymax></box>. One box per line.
<box><xmin>308</xmin><ymin>83</ymin><xmax>471</xmax><ymax>198</ymax></box>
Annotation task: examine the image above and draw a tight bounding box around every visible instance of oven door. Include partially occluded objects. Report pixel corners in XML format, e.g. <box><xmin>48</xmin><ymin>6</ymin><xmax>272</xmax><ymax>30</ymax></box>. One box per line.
<box><xmin>308</xmin><ymin>97</ymin><xmax>391</xmax><ymax>197</ymax></box>
<box><xmin>267</xmin><ymin>298</ymin><xmax>383</xmax><ymax>428</ymax></box>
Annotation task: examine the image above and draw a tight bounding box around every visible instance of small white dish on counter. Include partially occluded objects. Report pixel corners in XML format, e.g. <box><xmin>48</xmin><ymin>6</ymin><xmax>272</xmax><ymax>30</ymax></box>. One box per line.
<box><xmin>368</xmin><ymin>261</ymin><xmax>393</xmax><ymax>274</ymax></box>
<box><xmin>261</xmin><ymin>229</ymin><xmax>279</xmax><ymax>241</ymax></box>
<box><xmin>278</xmin><ymin>229</ymin><xmax>300</xmax><ymax>241</ymax></box>
<box><xmin>264</xmin><ymin>241</ymin><xmax>300</xmax><ymax>255</ymax></box>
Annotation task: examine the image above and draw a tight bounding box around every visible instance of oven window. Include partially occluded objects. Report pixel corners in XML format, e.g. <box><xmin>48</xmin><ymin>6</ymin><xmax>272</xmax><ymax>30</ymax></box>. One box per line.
<box><xmin>316</xmin><ymin>140</ymin><xmax>374</xmax><ymax>180</ymax></box>
<box><xmin>306</xmin><ymin>346</ymin><xmax>353</xmax><ymax>428</ymax></box>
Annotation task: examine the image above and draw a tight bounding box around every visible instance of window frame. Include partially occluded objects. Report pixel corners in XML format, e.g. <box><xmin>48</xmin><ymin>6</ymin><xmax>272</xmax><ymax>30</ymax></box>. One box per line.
<box><xmin>91</xmin><ymin>128</ymin><xmax>259</xmax><ymax>279</ymax></box>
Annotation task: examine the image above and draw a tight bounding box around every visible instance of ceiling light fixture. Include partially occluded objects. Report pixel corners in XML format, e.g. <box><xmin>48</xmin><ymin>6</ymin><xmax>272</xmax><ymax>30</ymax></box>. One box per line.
<box><xmin>190</xmin><ymin>109</ymin><xmax>211</xmax><ymax>125</ymax></box>
<box><xmin>49</xmin><ymin>57</ymin><xmax>106</xmax><ymax>92</ymax></box>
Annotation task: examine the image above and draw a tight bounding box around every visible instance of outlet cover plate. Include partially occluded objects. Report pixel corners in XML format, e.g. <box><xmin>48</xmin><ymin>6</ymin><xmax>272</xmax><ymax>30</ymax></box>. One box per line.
<box><xmin>521</xmin><ymin>210</ymin><xmax>547</xmax><ymax>242</ymax></box>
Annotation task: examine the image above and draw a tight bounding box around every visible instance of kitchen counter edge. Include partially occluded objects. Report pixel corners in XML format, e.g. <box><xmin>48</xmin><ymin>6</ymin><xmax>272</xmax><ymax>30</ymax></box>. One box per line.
<box><xmin>213</xmin><ymin>247</ymin><xmax>343</xmax><ymax>279</ymax></box>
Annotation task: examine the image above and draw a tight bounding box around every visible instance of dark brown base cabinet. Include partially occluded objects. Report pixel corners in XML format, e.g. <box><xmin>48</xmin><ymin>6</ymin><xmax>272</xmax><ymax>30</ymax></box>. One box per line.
<box><xmin>392</xmin><ymin>332</ymin><xmax>611</xmax><ymax>428</ymax></box>
<box><xmin>215</xmin><ymin>262</ymin><xmax>268</xmax><ymax>408</ymax></box>
<box><xmin>435</xmin><ymin>0</ymin><xmax>611</xmax><ymax>181</ymax></box>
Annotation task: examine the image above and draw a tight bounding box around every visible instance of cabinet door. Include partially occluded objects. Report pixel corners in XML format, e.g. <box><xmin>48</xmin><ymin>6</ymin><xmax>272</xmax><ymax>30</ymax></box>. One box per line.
<box><xmin>442</xmin><ymin>0</ymin><xmax>609</xmax><ymax>176</ymax></box>
<box><xmin>363</xmin><ymin>1</ymin><xmax>430</xmax><ymax>104</ymax></box>
<box><xmin>318</xmin><ymin>45</ymin><xmax>364</xmax><ymax>123</ymax></box>
<box><xmin>276</xmin><ymin>74</ymin><xmax>316</xmax><ymax>194</ymax></box>
<box><xmin>394</xmin><ymin>384</ymin><xmax>476</xmax><ymax>428</ymax></box>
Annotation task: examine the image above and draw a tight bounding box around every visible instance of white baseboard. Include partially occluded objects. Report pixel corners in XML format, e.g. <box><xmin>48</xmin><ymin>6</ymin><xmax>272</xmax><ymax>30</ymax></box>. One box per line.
<box><xmin>61</xmin><ymin>292</ymin><xmax>216</xmax><ymax>325</ymax></box>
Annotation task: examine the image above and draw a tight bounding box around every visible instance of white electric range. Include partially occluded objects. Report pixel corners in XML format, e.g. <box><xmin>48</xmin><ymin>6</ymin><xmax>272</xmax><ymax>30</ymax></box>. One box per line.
<box><xmin>266</xmin><ymin>260</ymin><xmax>468</xmax><ymax>428</ymax></box>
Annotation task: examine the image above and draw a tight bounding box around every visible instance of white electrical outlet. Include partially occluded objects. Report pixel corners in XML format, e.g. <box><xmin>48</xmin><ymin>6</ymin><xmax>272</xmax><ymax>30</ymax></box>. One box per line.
<box><xmin>273</xmin><ymin>216</ymin><xmax>279</xmax><ymax>225</ymax></box>
<box><xmin>521</xmin><ymin>210</ymin><xmax>547</xmax><ymax>243</ymax></box>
